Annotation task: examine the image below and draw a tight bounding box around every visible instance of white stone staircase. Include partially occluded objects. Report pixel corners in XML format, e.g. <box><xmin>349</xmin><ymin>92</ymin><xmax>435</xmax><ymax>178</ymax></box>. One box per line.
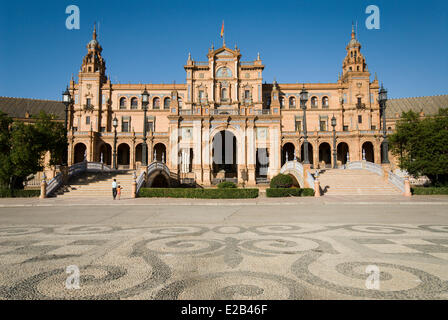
<box><xmin>318</xmin><ymin>169</ymin><xmax>402</xmax><ymax>195</ymax></box>
<box><xmin>55</xmin><ymin>171</ymin><xmax>135</xmax><ymax>198</ymax></box>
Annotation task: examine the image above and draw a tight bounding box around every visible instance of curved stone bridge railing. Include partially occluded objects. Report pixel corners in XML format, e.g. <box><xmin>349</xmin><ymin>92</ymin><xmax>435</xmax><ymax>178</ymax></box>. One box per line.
<box><xmin>46</xmin><ymin>161</ymin><xmax>113</xmax><ymax>197</ymax></box>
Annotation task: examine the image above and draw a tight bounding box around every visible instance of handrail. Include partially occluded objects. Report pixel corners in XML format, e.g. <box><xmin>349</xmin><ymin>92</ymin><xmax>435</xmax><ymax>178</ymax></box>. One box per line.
<box><xmin>346</xmin><ymin>161</ymin><xmax>384</xmax><ymax>176</ymax></box>
<box><xmin>46</xmin><ymin>161</ymin><xmax>113</xmax><ymax>197</ymax></box>
<box><xmin>280</xmin><ymin>161</ymin><xmax>305</xmax><ymax>188</ymax></box>
<box><xmin>388</xmin><ymin>171</ymin><xmax>405</xmax><ymax>192</ymax></box>
<box><xmin>46</xmin><ymin>173</ymin><xmax>63</xmax><ymax>196</ymax></box>
<box><xmin>136</xmin><ymin>171</ymin><xmax>145</xmax><ymax>194</ymax></box>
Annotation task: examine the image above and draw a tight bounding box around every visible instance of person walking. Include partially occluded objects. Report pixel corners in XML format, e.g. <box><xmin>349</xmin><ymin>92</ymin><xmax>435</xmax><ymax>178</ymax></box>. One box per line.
<box><xmin>112</xmin><ymin>179</ymin><xmax>117</xmax><ymax>200</ymax></box>
<box><xmin>117</xmin><ymin>184</ymin><xmax>123</xmax><ymax>200</ymax></box>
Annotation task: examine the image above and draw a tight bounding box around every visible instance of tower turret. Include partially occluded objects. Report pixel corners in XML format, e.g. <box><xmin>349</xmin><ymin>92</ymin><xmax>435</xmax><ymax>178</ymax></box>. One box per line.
<box><xmin>342</xmin><ymin>24</ymin><xmax>368</xmax><ymax>77</ymax></box>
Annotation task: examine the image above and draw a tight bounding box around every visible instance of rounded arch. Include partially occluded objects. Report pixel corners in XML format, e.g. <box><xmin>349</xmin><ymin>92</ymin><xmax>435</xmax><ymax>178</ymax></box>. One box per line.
<box><xmin>163</xmin><ymin>97</ymin><xmax>171</xmax><ymax>110</ymax></box>
<box><xmin>98</xmin><ymin>142</ymin><xmax>112</xmax><ymax>165</ymax></box>
<box><xmin>281</xmin><ymin>142</ymin><xmax>295</xmax><ymax>166</ymax></box>
<box><xmin>362</xmin><ymin>141</ymin><xmax>375</xmax><ymax>163</ymax></box>
<box><xmin>310</xmin><ymin>96</ymin><xmax>318</xmax><ymax>108</ymax></box>
<box><xmin>153</xmin><ymin>143</ymin><xmax>167</xmax><ymax>163</ymax></box>
<box><xmin>74</xmin><ymin>143</ymin><xmax>87</xmax><ymax>164</ymax></box>
<box><xmin>216</xmin><ymin>66</ymin><xmax>233</xmax><ymax>78</ymax></box>
<box><xmin>337</xmin><ymin>142</ymin><xmax>349</xmax><ymax>165</ymax></box>
<box><xmin>153</xmin><ymin>97</ymin><xmax>161</xmax><ymax>109</ymax></box>
<box><xmin>318</xmin><ymin>142</ymin><xmax>332</xmax><ymax>167</ymax></box>
<box><xmin>147</xmin><ymin>170</ymin><xmax>170</xmax><ymax>188</ymax></box>
<box><xmin>119</xmin><ymin>97</ymin><xmax>127</xmax><ymax>109</ymax></box>
<box><xmin>289</xmin><ymin>96</ymin><xmax>296</xmax><ymax>108</ymax></box>
<box><xmin>322</xmin><ymin>96</ymin><xmax>329</xmax><ymax>108</ymax></box>
<box><xmin>211</xmin><ymin>129</ymin><xmax>237</xmax><ymax>177</ymax></box>
<box><xmin>117</xmin><ymin>143</ymin><xmax>130</xmax><ymax>167</ymax></box>
<box><xmin>130</xmin><ymin>97</ymin><xmax>139</xmax><ymax>109</ymax></box>
<box><xmin>300</xmin><ymin>143</ymin><xmax>314</xmax><ymax>165</ymax></box>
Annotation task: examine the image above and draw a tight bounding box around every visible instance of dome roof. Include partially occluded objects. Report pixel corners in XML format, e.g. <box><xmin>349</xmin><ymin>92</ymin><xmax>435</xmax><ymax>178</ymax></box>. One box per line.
<box><xmin>348</xmin><ymin>38</ymin><xmax>359</xmax><ymax>47</ymax></box>
<box><xmin>88</xmin><ymin>39</ymin><xmax>98</xmax><ymax>48</ymax></box>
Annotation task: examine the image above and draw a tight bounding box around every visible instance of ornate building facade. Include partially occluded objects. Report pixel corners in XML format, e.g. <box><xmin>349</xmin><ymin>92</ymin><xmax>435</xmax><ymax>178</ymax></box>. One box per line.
<box><xmin>67</xmin><ymin>26</ymin><xmax>388</xmax><ymax>186</ymax></box>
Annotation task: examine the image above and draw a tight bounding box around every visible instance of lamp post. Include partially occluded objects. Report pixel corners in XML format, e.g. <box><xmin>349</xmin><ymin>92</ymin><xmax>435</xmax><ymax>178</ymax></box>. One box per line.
<box><xmin>113</xmin><ymin>116</ymin><xmax>118</xmax><ymax>170</ymax></box>
<box><xmin>379</xmin><ymin>85</ymin><xmax>390</xmax><ymax>164</ymax></box>
<box><xmin>141</xmin><ymin>89</ymin><xmax>149</xmax><ymax>166</ymax></box>
<box><xmin>62</xmin><ymin>87</ymin><xmax>71</xmax><ymax>166</ymax></box>
<box><xmin>331</xmin><ymin>115</ymin><xmax>337</xmax><ymax>168</ymax></box>
<box><xmin>300</xmin><ymin>86</ymin><xmax>310</xmax><ymax>164</ymax></box>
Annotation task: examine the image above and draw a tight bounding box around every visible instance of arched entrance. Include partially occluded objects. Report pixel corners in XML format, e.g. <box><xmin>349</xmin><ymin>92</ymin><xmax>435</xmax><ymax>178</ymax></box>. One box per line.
<box><xmin>362</xmin><ymin>141</ymin><xmax>374</xmax><ymax>163</ymax></box>
<box><xmin>281</xmin><ymin>143</ymin><xmax>295</xmax><ymax>166</ymax></box>
<box><xmin>117</xmin><ymin>143</ymin><xmax>130</xmax><ymax>168</ymax></box>
<box><xmin>153</xmin><ymin>143</ymin><xmax>166</xmax><ymax>163</ymax></box>
<box><xmin>300</xmin><ymin>143</ymin><xmax>314</xmax><ymax>165</ymax></box>
<box><xmin>337</xmin><ymin>142</ymin><xmax>349</xmax><ymax>165</ymax></box>
<box><xmin>319</xmin><ymin>143</ymin><xmax>331</xmax><ymax>168</ymax></box>
<box><xmin>212</xmin><ymin>130</ymin><xmax>237</xmax><ymax>178</ymax></box>
<box><xmin>74</xmin><ymin>143</ymin><xmax>87</xmax><ymax>164</ymax></box>
<box><xmin>98</xmin><ymin>143</ymin><xmax>112</xmax><ymax>165</ymax></box>
<box><xmin>135</xmin><ymin>143</ymin><xmax>142</xmax><ymax>164</ymax></box>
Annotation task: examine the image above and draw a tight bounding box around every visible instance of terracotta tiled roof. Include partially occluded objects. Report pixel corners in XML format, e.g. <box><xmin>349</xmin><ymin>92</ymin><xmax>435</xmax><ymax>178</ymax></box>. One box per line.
<box><xmin>386</xmin><ymin>94</ymin><xmax>448</xmax><ymax>119</ymax></box>
<box><xmin>0</xmin><ymin>97</ymin><xmax>65</xmax><ymax>120</ymax></box>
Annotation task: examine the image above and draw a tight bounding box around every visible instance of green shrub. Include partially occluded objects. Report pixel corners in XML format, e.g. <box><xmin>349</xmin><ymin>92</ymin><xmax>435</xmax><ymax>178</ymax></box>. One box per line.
<box><xmin>217</xmin><ymin>181</ymin><xmax>237</xmax><ymax>189</ymax></box>
<box><xmin>139</xmin><ymin>188</ymin><xmax>258</xmax><ymax>199</ymax></box>
<box><xmin>411</xmin><ymin>187</ymin><xmax>448</xmax><ymax>195</ymax></box>
<box><xmin>265</xmin><ymin>188</ymin><xmax>315</xmax><ymax>197</ymax></box>
<box><xmin>270</xmin><ymin>174</ymin><xmax>294</xmax><ymax>188</ymax></box>
<box><xmin>266</xmin><ymin>188</ymin><xmax>301</xmax><ymax>197</ymax></box>
<box><xmin>301</xmin><ymin>188</ymin><xmax>315</xmax><ymax>197</ymax></box>
<box><xmin>0</xmin><ymin>188</ymin><xmax>40</xmax><ymax>198</ymax></box>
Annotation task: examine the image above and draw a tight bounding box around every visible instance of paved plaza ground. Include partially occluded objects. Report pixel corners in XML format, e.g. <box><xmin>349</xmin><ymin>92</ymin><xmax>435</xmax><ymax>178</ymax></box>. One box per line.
<box><xmin>0</xmin><ymin>196</ymin><xmax>447</xmax><ymax>300</ymax></box>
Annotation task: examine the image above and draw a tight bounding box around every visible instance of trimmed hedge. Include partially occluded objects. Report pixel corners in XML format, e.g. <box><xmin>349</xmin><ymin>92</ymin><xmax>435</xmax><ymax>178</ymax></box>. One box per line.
<box><xmin>266</xmin><ymin>188</ymin><xmax>315</xmax><ymax>198</ymax></box>
<box><xmin>139</xmin><ymin>188</ymin><xmax>259</xmax><ymax>199</ymax></box>
<box><xmin>412</xmin><ymin>187</ymin><xmax>448</xmax><ymax>195</ymax></box>
<box><xmin>0</xmin><ymin>189</ymin><xmax>41</xmax><ymax>198</ymax></box>
<box><xmin>270</xmin><ymin>174</ymin><xmax>293</xmax><ymax>189</ymax></box>
<box><xmin>217</xmin><ymin>181</ymin><xmax>237</xmax><ymax>189</ymax></box>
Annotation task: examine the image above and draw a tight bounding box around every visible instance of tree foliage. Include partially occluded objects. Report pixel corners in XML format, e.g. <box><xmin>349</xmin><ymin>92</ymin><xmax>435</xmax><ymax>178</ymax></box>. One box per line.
<box><xmin>389</xmin><ymin>108</ymin><xmax>448</xmax><ymax>185</ymax></box>
<box><xmin>0</xmin><ymin>111</ymin><xmax>66</xmax><ymax>189</ymax></box>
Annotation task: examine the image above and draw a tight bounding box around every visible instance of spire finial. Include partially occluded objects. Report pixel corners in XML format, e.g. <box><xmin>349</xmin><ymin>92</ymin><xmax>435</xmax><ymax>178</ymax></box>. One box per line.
<box><xmin>257</xmin><ymin>52</ymin><xmax>260</xmax><ymax>60</ymax></box>
<box><xmin>188</xmin><ymin>52</ymin><xmax>191</xmax><ymax>61</ymax></box>
<box><xmin>351</xmin><ymin>22</ymin><xmax>356</xmax><ymax>39</ymax></box>
<box><xmin>374</xmin><ymin>72</ymin><xmax>378</xmax><ymax>81</ymax></box>
<box><xmin>93</xmin><ymin>23</ymin><xmax>97</xmax><ymax>40</ymax></box>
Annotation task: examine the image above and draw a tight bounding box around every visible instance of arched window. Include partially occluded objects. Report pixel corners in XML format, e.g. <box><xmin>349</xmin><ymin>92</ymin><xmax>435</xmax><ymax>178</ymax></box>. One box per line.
<box><xmin>178</xmin><ymin>98</ymin><xmax>183</xmax><ymax>108</ymax></box>
<box><xmin>221</xmin><ymin>88</ymin><xmax>228</xmax><ymax>100</ymax></box>
<box><xmin>153</xmin><ymin>97</ymin><xmax>160</xmax><ymax>109</ymax></box>
<box><xmin>322</xmin><ymin>96</ymin><xmax>329</xmax><ymax>108</ymax></box>
<box><xmin>164</xmin><ymin>97</ymin><xmax>171</xmax><ymax>109</ymax></box>
<box><xmin>357</xmin><ymin>66</ymin><xmax>360</xmax><ymax>71</ymax></box>
<box><xmin>131</xmin><ymin>97</ymin><xmax>138</xmax><ymax>109</ymax></box>
<box><xmin>119</xmin><ymin>97</ymin><xmax>127</xmax><ymax>109</ymax></box>
<box><xmin>289</xmin><ymin>97</ymin><xmax>296</xmax><ymax>108</ymax></box>
<box><xmin>311</xmin><ymin>96</ymin><xmax>318</xmax><ymax>108</ymax></box>
<box><xmin>349</xmin><ymin>67</ymin><xmax>352</xmax><ymax>71</ymax></box>
<box><xmin>280</xmin><ymin>97</ymin><xmax>285</xmax><ymax>108</ymax></box>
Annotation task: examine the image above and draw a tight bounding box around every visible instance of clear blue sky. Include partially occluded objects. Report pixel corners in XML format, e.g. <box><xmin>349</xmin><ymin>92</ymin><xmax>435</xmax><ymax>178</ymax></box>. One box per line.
<box><xmin>1</xmin><ymin>0</ymin><xmax>447</xmax><ymax>100</ymax></box>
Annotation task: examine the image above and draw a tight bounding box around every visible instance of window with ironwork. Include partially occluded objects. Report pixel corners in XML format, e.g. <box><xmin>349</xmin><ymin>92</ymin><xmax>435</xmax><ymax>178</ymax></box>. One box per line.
<box><xmin>322</xmin><ymin>96</ymin><xmax>329</xmax><ymax>108</ymax></box>
<box><xmin>131</xmin><ymin>98</ymin><xmax>138</xmax><ymax>109</ymax></box>
<box><xmin>119</xmin><ymin>97</ymin><xmax>126</xmax><ymax>109</ymax></box>
<box><xmin>289</xmin><ymin>97</ymin><xmax>296</xmax><ymax>108</ymax></box>
<box><xmin>320</xmin><ymin>120</ymin><xmax>327</xmax><ymax>131</ymax></box>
